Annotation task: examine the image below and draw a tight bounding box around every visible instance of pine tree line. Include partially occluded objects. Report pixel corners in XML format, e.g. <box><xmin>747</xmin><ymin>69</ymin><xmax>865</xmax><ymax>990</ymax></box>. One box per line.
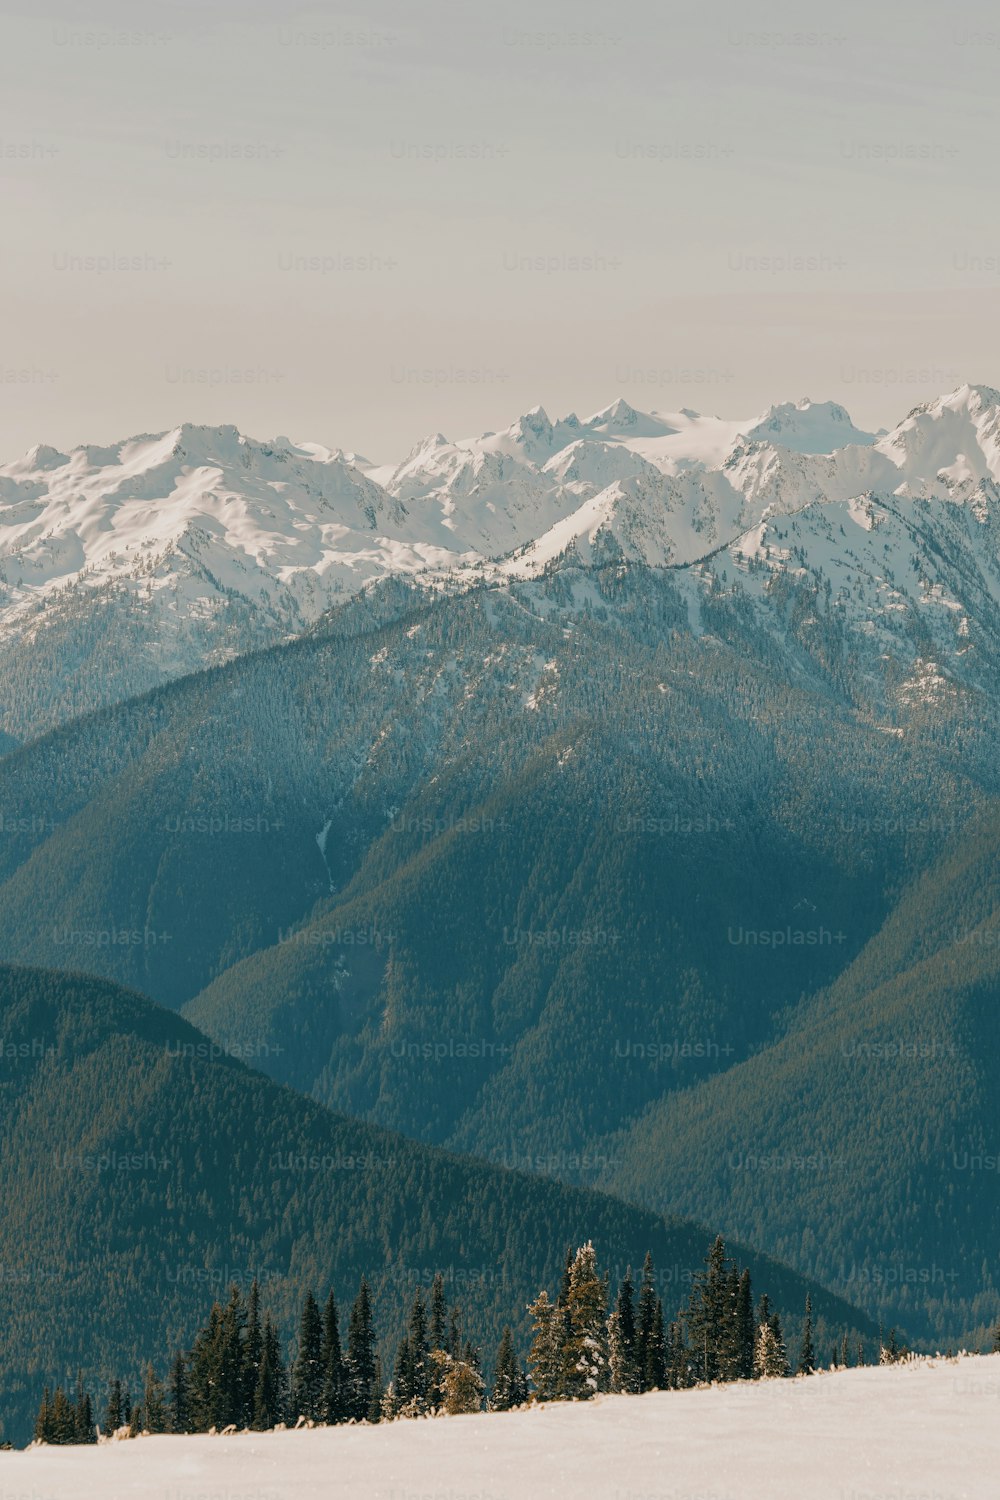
<box><xmin>32</xmin><ymin>1376</ymin><xmax>96</xmax><ymax>1446</ymax></box>
<box><xmin>31</xmin><ymin>1237</ymin><xmax>874</xmax><ymax>1445</ymax></box>
<box><xmin>527</xmin><ymin>1239</ymin><xmax>874</xmax><ymax>1401</ymax></box>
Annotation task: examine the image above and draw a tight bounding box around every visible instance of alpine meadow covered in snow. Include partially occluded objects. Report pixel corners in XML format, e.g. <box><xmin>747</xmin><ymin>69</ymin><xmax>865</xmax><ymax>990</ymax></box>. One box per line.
<box><xmin>3</xmin><ymin>0</ymin><xmax>999</xmax><ymax>1494</ymax></box>
<box><xmin>9</xmin><ymin>1357</ymin><xmax>1000</xmax><ymax>1500</ymax></box>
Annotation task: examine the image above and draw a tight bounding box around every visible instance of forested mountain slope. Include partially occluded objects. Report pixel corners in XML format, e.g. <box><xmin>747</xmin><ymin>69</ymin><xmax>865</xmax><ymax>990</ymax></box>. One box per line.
<box><xmin>602</xmin><ymin>815</ymin><xmax>1000</xmax><ymax>1345</ymax></box>
<box><xmin>0</xmin><ymin>964</ymin><xmax>874</xmax><ymax>1446</ymax></box>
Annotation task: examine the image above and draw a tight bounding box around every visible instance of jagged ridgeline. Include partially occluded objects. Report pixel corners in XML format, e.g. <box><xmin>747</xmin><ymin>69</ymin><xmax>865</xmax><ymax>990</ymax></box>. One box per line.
<box><xmin>0</xmin><ymin>964</ymin><xmax>876</xmax><ymax>1447</ymax></box>
<box><xmin>2</xmin><ymin>554</ymin><xmax>1000</xmax><ymax>1343</ymax></box>
<box><xmin>2</xmin><ymin>385</ymin><xmax>999</xmax><ymax>744</ymax></box>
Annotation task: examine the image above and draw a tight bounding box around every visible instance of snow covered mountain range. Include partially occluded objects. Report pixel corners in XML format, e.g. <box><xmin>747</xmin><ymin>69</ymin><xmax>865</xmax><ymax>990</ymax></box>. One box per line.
<box><xmin>3</xmin><ymin>384</ymin><xmax>1000</xmax><ymax>738</ymax></box>
<box><xmin>6</xmin><ymin>394</ymin><xmax>1000</xmax><ymax>1356</ymax></box>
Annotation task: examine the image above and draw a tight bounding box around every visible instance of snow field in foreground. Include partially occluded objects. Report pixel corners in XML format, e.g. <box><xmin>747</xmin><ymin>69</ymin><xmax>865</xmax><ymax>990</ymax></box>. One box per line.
<box><xmin>3</xmin><ymin>1355</ymin><xmax>996</xmax><ymax>1500</ymax></box>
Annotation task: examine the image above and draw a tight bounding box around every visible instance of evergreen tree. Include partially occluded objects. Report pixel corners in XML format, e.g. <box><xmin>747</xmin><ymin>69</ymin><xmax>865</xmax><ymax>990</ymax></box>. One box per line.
<box><xmin>32</xmin><ymin>1383</ymin><xmax>70</xmax><ymax>1447</ymax></box>
<box><xmin>666</xmin><ymin>1320</ymin><xmax>690</xmax><ymax>1389</ymax></box>
<box><xmin>753</xmin><ymin>1322</ymin><xmax>789</xmax><ymax>1379</ymax></box>
<box><xmin>428</xmin><ymin>1345</ymin><xmax>452</xmax><ymax>1411</ymax></box>
<box><xmin>383</xmin><ymin>1334</ymin><xmax>412</xmax><ymax>1420</ymax></box>
<box><xmin>798</xmin><ymin>1295</ymin><xmax>815</xmax><ymax>1375</ymax></box>
<box><xmin>320</xmin><ymin>1290</ymin><xmax>346</xmax><ymax>1424</ymax></box>
<box><xmin>168</xmin><ymin>1353</ymin><xmax>190</xmax><ymax>1435</ymax></box>
<box><xmin>561</xmin><ymin>1242</ymin><xmax>609</xmax><ymax>1399</ymax></box>
<box><xmin>103</xmin><ymin>1378</ymin><xmax>124</xmax><ymax>1437</ymax></box>
<box><xmin>527</xmin><ymin>1290</ymin><xmax>561</xmax><ymax>1402</ymax></box>
<box><xmin>735</xmin><ymin>1269</ymin><xmax>755</xmax><ymax>1381</ymax></box>
<box><xmin>753</xmin><ymin>1299</ymin><xmax>790</xmax><ymax>1380</ymax></box>
<box><xmin>686</xmin><ymin>1235</ymin><xmax>732</xmax><ymax>1384</ymax></box>
<box><xmin>634</xmin><ymin>1252</ymin><xmax>657</xmax><ymax>1392</ymax></box>
<box><xmin>243</xmin><ymin>1280</ymin><xmax>263</xmax><ymax>1428</ymax></box>
<box><xmin>365</xmin><ymin>1356</ymin><xmax>383</xmax><ymax>1423</ymax></box>
<box><xmin>188</xmin><ymin>1301</ymin><xmax>224</xmax><ymax>1431</ymax></box>
<box><xmin>80</xmin><ymin>1391</ymin><xmax>96</xmax><ymax>1442</ymax></box>
<box><xmin>556</xmin><ymin>1300</ymin><xmax>575</xmax><ymax>1399</ymax></box>
<box><xmin>558</xmin><ymin>1246</ymin><xmax>574</xmax><ymax>1307</ymax></box>
<box><xmin>443</xmin><ymin>1356</ymin><xmax>484</xmax><ymax>1415</ymax></box>
<box><xmin>218</xmin><ymin>1285</ymin><xmax>248</xmax><ymax>1429</ymax></box>
<box><xmin>489</xmin><ymin>1326</ymin><xmax>528</xmax><ymax>1411</ymax></box>
<box><xmin>407</xmin><ymin>1291</ymin><xmax>430</xmax><ymax>1414</ymax></box>
<box><xmin>447</xmin><ymin>1307</ymin><xmax>462</xmax><ymax>1360</ymax></box>
<box><xmin>879</xmin><ymin>1328</ymin><xmax>904</xmax><ymax>1365</ymax></box>
<box><xmin>128</xmin><ymin>1399</ymin><xmax>143</xmax><ymax>1439</ymax></box>
<box><xmin>58</xmin><ymin>1386</ymin><xmax>79</xmax><ymax>1443</ymax></box>
<box><xmin>291</xmin><ymin>1290</ymin><xmax>324</xmax><ymax>1423</ymax></box>
<box><xmin>143</xmin><ymin>1365</ymin><xmax>168</xmax><ymax>1433</ymax></box>
<box><xmin>429</xmin><ymin>1274</ymin><xmax>447</xmax><ymax>1355</ymax></box>
<box><xmin>607</xmin><ymin>1268</ymin><xmax>640</xmax><ymax>1394</ymax></box>
<box><xmin>252</xmin><ymin>1313</ymin><xmax>287</xmax><ymax>1430</ymax></box>
<box><xmin>345</xmin><ymin>1278</ymin><xmax>377</xmax><ymax>1422</ymax></box>
<box><xmin>73</xmin><ymin>1373</ymin><xmax>95</xmax><ymax>1444</ymax></box>
<box><xmin>428</xmin><ymin>1273</ymin><xmax>448</xmax><ymax>1411</ymax></box>
<box><xmin>33</xmin><ymin>1387</ymin><xmax>51</xmax><ymax>1445</ymax></box>
<box><xmin>46</xmin><ymin>1380</ymin><xmax>77</xmax><ymax>1440</ymax></box>
<box><xmin>716</xmin><ymin>1265</ymin><xmax>742</xmax><ymax>1381</ymax></box>
<box><xmin>643</xmin><ymin>1298</ymin><xmax>667</xmax><ymax>1391</ymax></box>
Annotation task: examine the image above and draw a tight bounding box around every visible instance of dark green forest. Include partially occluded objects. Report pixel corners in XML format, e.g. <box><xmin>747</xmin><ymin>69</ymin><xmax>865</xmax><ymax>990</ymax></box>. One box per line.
<box><xmin>0</xmin><ymin>566</ymin><xmax>997</xmax><ymax>1341</ymax></box>
<box><xmin>0</xmin><ymin>963</ymin><xmax>876</xmax><ymax>1447</ymax></box>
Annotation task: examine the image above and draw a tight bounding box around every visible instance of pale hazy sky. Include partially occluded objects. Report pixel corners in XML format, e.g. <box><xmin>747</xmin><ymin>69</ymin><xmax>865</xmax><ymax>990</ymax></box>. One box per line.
<box><xmin>1</xmin><ymin>0</ymin><xmax>998</xmax><ymax>463</ymax></box>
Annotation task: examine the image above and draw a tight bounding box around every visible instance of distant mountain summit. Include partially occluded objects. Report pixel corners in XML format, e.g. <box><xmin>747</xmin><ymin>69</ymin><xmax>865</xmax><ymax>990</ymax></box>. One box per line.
<box><xmin>740</xmin><ymin>398</ymin><xmax>876</xmax><ymax>453</ymax></box>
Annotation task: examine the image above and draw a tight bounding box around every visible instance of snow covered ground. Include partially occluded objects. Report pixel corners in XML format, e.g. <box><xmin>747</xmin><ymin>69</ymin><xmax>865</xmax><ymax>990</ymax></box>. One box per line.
<box><xmin>5</xmin><ymin>1355</ymin><xmax>996</xmax><ymax>1500</ymax></box>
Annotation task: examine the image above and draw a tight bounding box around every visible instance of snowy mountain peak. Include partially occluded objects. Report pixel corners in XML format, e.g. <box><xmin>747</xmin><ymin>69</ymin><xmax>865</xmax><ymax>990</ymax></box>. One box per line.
<box><xmin>895</xmin><ymin>383</ymin><xmax>1000</xmax><ymax>429</ymax></box>
<box><xmin>879</xmin><ymin>384</ymin><xmax>1000</xmax><ymax>493</ymax></box>
<box><xmin>590</xmin><ymin>397</ymin><xmax>641</xmax><ymax>427</ymax></box>
<box><xmin>21</xmin><ymin>442</ymin><xmax>71</xmax><ymax>473</ymax></box>
<box><xmin>936</xmin><ymin>382</ymin><xmax>1000</xmax><ymax>414</ymax></box>
<box><xmin>469</xmin><ymin>406</ymin><xmax>587</xmax><ymax>465</ymax></box>
<box><xmin>740</xmin><ymin>399</ymin><xmax>875</xmax><ymax>455</ymax></box>
<box><xmin>513</xmin><ymin>405</ymin><xmax>552</xmax><ymax>434</ymax></box>
<box><xmin>173</xmin><ymin>419</ymin><xmax>243</xmax><ymax>445</ymax></box>
<box><xmin>585</xmin><ymin>400</ymin><xmax>678</xmax><ymax>440</ymax></box>
<box><xmin>417</xmin><ymin>431</ymin><xmax>451</xmax><ymax>454</ymax></box>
